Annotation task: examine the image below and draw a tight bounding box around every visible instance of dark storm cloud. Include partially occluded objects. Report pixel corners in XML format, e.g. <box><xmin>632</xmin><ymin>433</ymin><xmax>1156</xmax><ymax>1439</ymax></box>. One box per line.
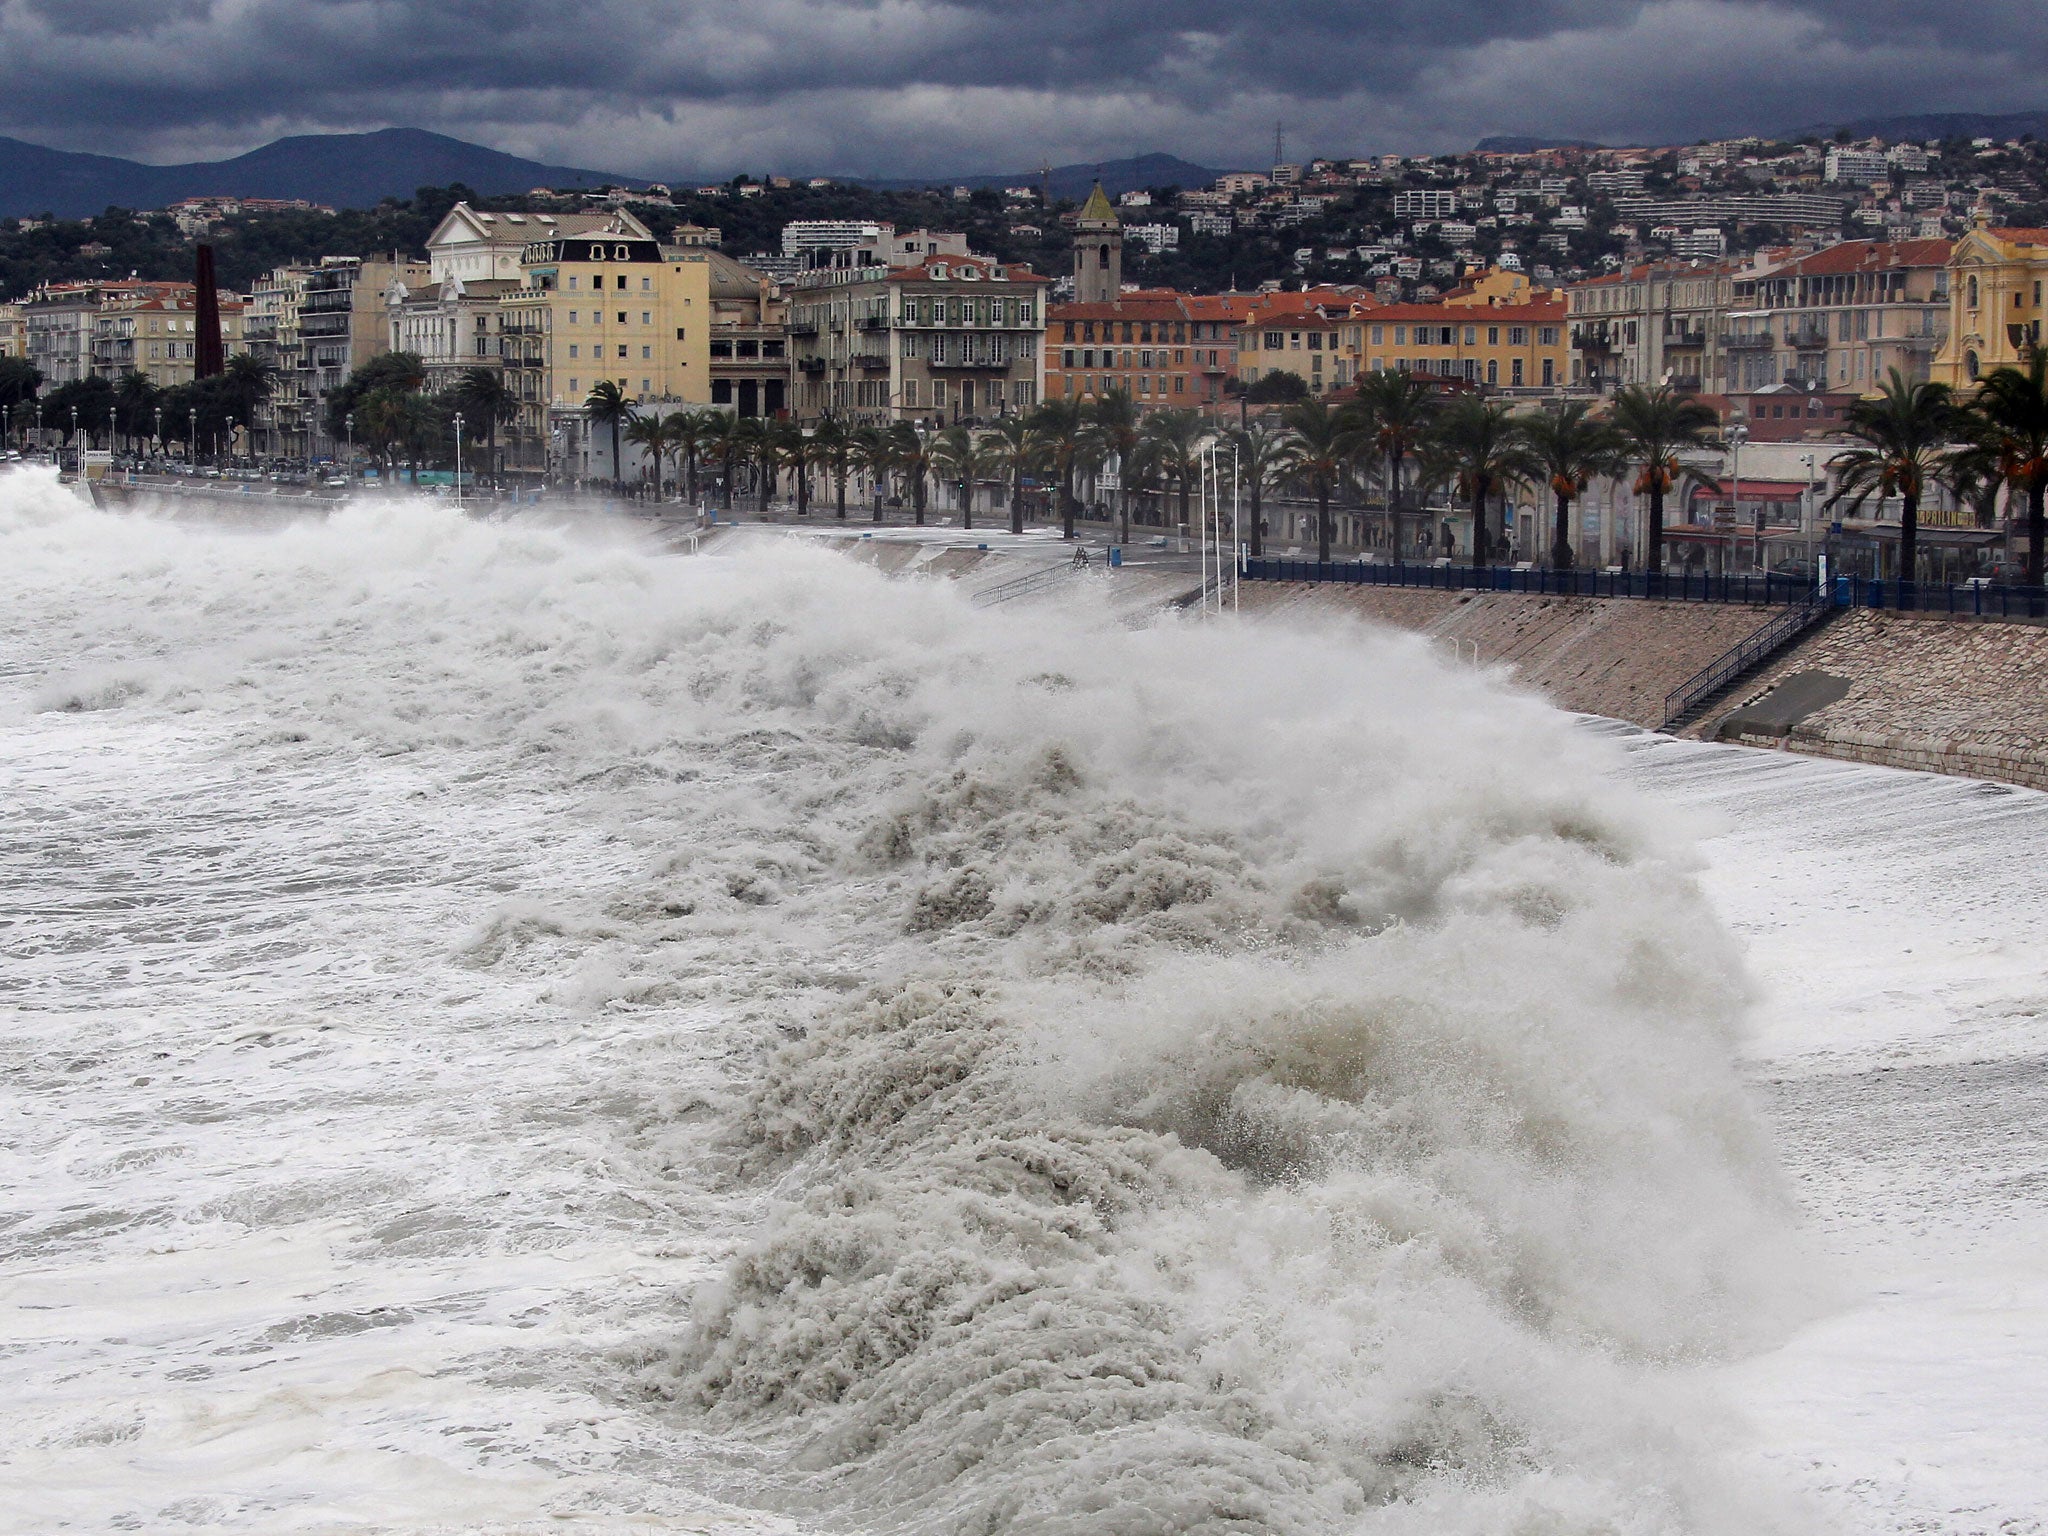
<box><xmin>0</xmin><ymin>0</ymin><xmax>2040</xmax><ymax>177</ymax></box>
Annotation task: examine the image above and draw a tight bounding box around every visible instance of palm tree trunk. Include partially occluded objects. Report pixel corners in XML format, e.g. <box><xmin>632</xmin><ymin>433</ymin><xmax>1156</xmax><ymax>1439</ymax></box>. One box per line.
<box><xmin>1469</xmin><ymin>475</ymin><xmax>1488</xmax><ymax>565</ymax></box>
<box><xmin>1387</xmin><ymin>450</ymin><xmax>1401</xmax><ymax>560</ymax></box>
<box><xmin>1248</xmin><ymin>484</ymin><xmax>1263</xmax><ymax>558</ymax></box>
<box><xmin>1552</xmin><ymin>492</ymin><xmax>1573</xmax><ymax>570</ymax></box>
<box><xmin>1647</xmin><ymin>482</ymin><xmax>1666</xmax><ymax>579</ymax></box>
<box><xmin>913</xmin><ymin>471</ymin><xmax>926</xmax><ymax>525</ymax></box>
<box><xmin>796</xmin><ymin>462</ymin><xmax>809</xmax><ymax>516</ymax></box>
<box><xmin>1316</xmin><ymin>480</ymin><xmax>1332</xmax><ymax>564</ymax></box>
<box><xmin>1118</xmin><ymin>485</ymin><xmax>1130</xmax><ymax>546</ymax></box>
<box><xmin>2029</xmin><ymin>479</ymin><xmax>2045</xmax><ymax>588</ymax></box>
<box><xmin>1010</xmin><ymin>473</ymin><xmax>1024</xmax><ymax>537</ymax></box>
<box><xmin>1899</xmin><ymin>492</ymin><xmax>1918</xmax><ymax>608</ymax></box>
<box><xmin>1061</xmin><ymin>459</ymin><xmax>1076</xmax><ymax>540</ymax></box>
<box><xmin>835</xmin><ymin>469</ymin><xmax>847</xmax><ymax>519</ymax></box>
<box><xmin>611</xmin><ymin>421</ymin><xmax>621</xmax><ymax>490</ymax></box>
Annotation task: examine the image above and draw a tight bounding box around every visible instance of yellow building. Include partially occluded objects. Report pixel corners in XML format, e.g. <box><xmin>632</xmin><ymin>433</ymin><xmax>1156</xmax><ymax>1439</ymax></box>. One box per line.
<box><xmin>0</xmin><ymin>303</ymin><xmax>22</xmax><ymax>360</ymax></box>
<box><xmin>499</xmin><ymin>231</ymin><xmax>712</xmax><ymax>471</ymax></box>
<box><xmin>1235</xmin><ymin>269</ymin><xmax>1570</xmax><ymax>397</ymax></box>
<box><xmin>95</xmin><ymin>291</ymin><xmax>247</xmax><ymax>389</ymax></box>
<box><xmin>1934</xmin><ymin>221</ymin><xmax>2048</xmax><ymax>385</ymax></box>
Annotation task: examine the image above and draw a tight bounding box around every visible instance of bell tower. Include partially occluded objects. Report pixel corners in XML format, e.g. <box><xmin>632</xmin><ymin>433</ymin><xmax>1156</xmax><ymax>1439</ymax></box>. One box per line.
<box><xmin>1073</xmin><ymin>180</ymin><xmax>1122</xmax><ymax>304</ymax></box>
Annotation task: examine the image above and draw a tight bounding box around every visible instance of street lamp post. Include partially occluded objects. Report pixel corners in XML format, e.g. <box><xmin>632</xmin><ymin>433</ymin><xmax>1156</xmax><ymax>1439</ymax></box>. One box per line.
<box><xmin>345</xmin><ymin>412</ymin><xmax>355</xmax><ymax>478</ymax></box>
<box><xmin>154</xmin><ymin>407</ymin><xmax>163</xmax><ymax>467</ymax></box>
<box><xmin>70</xmin><ymin>406</ymin><xmax>79</xmax><ymax>480</ymax></box>
<box><xmin>453</xmin><ymin>412</ymin><xmax>463</xmax><ymax>511</ymax></box>
<box><xmin>1726</xmin><ymin>423</ymin><xmax>1748</xmax><ymax>575</ymax></box>
<box><xmin>1801</xmin><ymin>452</ymin><xmax>1817</xmax><ymax>576</ymax></box>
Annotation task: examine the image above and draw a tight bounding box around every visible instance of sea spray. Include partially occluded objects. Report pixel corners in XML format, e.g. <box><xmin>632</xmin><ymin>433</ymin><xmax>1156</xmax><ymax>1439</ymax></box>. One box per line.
<box><xmin>0</xmin><ymin>476</ymin><xmax>1801</xmax><ymax>1533</ymax></box>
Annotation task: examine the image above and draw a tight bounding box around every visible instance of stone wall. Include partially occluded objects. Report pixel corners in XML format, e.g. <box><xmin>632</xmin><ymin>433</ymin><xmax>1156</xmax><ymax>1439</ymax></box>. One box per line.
<box><xmin>1703</xmin><ymin>610</ymin><xmax>2048</xmax><ymax>791</ymax></box>
<box><xmin>1235</xmin><ymin>583</ymin><xmax>1785</xmax><ymax>728</ymax></box>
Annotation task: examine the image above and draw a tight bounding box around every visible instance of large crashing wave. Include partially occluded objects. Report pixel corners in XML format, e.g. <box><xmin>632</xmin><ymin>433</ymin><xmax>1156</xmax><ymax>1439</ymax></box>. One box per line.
<box><xmin>2</xmin><ymin>475</ymin><xmax>1800</xmax><ymax>1534</ymax></box>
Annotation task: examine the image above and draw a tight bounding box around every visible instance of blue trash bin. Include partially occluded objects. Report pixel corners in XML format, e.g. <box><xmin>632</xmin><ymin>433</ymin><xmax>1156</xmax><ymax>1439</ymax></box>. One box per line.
<box><xmin>1108</xmin><ymin>546</ymin><xmax>1122</xmax><ymax>568</ymax></box>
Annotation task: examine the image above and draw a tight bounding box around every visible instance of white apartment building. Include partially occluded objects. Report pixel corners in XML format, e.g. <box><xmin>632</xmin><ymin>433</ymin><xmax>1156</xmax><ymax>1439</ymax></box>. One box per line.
<box><xmin>1393</xmin><ymin>189</ymin><xmax>1460</xmax><ymax>221</ymax></box>
<box><xmin>1825</xmin><ymin>147</ymin><xmax>1890</xmax><ymax>185</ymax></box>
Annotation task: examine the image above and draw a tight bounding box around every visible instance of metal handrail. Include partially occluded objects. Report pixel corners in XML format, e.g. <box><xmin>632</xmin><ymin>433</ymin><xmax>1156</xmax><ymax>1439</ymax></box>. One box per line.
<box><xmin>1660</xmin><ymin>587</ymin><xmax>1831</xmax><ymax>727</ymax></box>
<box><xmin>971</xmin><ymin>563</ymin><xmax>1082</xmax><ymax>607</ymax></box>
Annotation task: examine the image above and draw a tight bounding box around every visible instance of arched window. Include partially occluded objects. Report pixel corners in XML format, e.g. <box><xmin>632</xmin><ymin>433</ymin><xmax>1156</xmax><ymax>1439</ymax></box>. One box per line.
<box><xmin>1966</xmin><ymin>349</ymin><xmax>1981</xmax><ymax>381</ymax></box>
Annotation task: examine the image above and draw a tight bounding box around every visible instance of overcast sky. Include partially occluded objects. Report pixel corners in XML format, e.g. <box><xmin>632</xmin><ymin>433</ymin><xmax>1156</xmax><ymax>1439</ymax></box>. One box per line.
<box><xmin>0</xmin><ymin>0</ymin><xmax>2041</xmax><ymax>177</ymax></box>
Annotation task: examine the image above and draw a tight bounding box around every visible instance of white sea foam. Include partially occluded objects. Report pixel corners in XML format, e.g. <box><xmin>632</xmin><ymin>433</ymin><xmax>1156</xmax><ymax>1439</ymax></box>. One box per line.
<box><xmin>2</xmin><ymin>470</ymin><xmax>1806</xmax><ymax>1533</ymax></box>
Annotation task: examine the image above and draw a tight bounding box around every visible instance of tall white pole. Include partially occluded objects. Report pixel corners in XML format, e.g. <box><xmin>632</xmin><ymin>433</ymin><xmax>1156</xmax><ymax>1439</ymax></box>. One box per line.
<box><xmin>454</xmin><ymin>414</ymin><xmax>464</xmax><ymax>510</ymax></box>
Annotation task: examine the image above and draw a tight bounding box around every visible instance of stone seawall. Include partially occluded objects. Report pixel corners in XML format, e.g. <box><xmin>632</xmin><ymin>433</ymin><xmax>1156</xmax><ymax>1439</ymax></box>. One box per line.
<box><xmin>1235</xmin><ymin>583</ymin><xmax>1785</xmax><ymax>728</ymax></box>
<box><xmin>1701</xmin><ymin>610</ymin><xmax>2048</xmax><ymax>792</ymax></box>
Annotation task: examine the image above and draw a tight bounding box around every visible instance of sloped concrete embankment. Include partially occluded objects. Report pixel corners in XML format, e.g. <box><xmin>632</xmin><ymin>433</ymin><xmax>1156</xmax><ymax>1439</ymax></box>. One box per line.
<box><xmin>1236</xmin><ymin>584</ymin><xmax>1784</xmax><ymax>729</ymax></box>
<box><xmin>1699</xmin><ymin>611</ymin><xmax>2048</xmax><ymax>791</ymax></box>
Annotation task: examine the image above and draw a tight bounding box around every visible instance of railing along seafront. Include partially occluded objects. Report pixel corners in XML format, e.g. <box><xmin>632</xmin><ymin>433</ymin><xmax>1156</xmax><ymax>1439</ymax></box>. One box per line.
<box><xmin>1241</xmin><ymin>557</ymin><xmax>2048</xmax><ymax>618</ymax></box>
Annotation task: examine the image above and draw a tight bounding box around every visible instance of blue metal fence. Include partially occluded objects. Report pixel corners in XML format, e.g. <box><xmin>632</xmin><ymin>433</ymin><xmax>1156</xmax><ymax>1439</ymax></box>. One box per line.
<box><xmin>1241</xmin><ymin>558</ymin><xmax>1816</xmax><ymax>605</ymax></box>
<box><xmin>1241</xmin><ymin>558</ymin><xmax>2048</xmax><ymax>619</ymax></box>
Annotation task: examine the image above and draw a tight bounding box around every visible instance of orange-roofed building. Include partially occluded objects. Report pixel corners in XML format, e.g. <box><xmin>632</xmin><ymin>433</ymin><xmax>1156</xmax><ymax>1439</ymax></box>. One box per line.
<box><xmin>1730</xmin><ymin>236</ymin><xmax>1952</xmax><ymax>392</ymax></box>
<box><xmin>1044</xmin><ymin>288</ymin><xmax>1252</xmax><ymax>407</ymax></box>
<box><xmin>1240</xmin><ymin>274</ymin><xmax>1566</xmax><ymax>397</ymax></box>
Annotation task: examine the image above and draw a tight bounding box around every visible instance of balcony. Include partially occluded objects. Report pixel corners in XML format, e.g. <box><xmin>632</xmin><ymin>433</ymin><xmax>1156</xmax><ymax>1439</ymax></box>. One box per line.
<box><xmin>926</xmin><ymin>354</ymin><xmax>1012</xmax><ymax>370</ymax></box>
<box><xmin>853</xmin><ymin>351</ymin><xmax>892</xmax><ymax>371</ymax></box>
<box><xmin>1789</xmin><ymin>325</ymin><xmax>1831</xmax><ymax>350</ymax></box>
<box><xmin>1723</xmin><ymin>331</ymin><xmax>1776</xmax><ymax>350</ymax></box>
<box><xmin>1665</xmin><ymin>328</ymin><xmax>1708</xmax><ymax>349</ymax></box>
<box><xmin>797</xmin><ymin>356</ymin><xmax>827</xmax><ymax>374</ymax></box>
<box><xmin>860</xmin><ymin>315</ymin><xmax>890</xmax><ymax>331</ymax></box>
<box><xmin>787</xmin><ymin>321</ymin><xmax>818</xmax><ymax>337</ymax></box>
<box><xmin>1572</xmin><ymin>327</ymin><xmax>1614</xmax><ymax>351</ymax></box>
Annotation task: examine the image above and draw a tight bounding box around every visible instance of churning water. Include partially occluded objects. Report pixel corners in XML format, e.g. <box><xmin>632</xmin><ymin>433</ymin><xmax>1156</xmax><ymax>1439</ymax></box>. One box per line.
<box><xmin>3</xmin><ymin>468</ymin><xmax>1816</xmax><ymax>1534</ymax></box>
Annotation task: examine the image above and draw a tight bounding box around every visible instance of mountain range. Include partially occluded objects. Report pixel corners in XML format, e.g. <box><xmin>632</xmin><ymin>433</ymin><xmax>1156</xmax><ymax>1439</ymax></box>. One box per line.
<box><xmin>0</xmin><ymin>129</ymin><xmax>1235</xmax><ymax>221</ymax></box>
<box><xmin>0</xmin><ymin>128</ymin><xmax>630</xmax><ymax>220</ymax></box>
<box><xmin>1777</xmin><ymin>109</ymin><xmax>2048</xmax><ymax>144</ymax></box>
<box><xmin>857</xmin><ymin>153</ymin><xmax>1231</xmax><ymax>201</ymax></box>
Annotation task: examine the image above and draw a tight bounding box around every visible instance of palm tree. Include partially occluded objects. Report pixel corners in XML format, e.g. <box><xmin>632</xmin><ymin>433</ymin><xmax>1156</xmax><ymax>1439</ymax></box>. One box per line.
<box><xmin>623</xmin><ymin>411</ymin><xmax>677</xmax><ymax>500</ymax></box>
<box><xmin>451</xmin><ymin>367</ymin><xmax>519</xmax><ymax>486</ymax></box>
<box><xmin>1828</xmin><ymin>369</ymin><xmax>1958</xmax><ymax>600</ymax></box>
<box><xmin>1610</xmin><ymin>383</ymin><xmax>1719</xmax><ymax>575</ymax></box>
<box><xmin>807</xmin><ymin>416</ymin><xmax>852</xmax><ymax>519</ymax></box>
<box><xmin>883</xmin><ymin>421</ymin><xmax>932</xmax><ymax>524</ymax></box>
<box><xmin>222</xmin><ymin>353</ymin><xmax>280</xmax><ymax>449</ymax></box>
<box><xmin>1227</xmin><ymin>422</ymin><xmax>1291</xmax><ymax>559</ymax></box>
<box><xmin>733</xmin><ymin>415</ymin><xmax>770</xmax><ymax>512</ymax></box>
<box><xmin>931</xmin><ymin>425</ymin><xmax>1002</xmax><ymax>530</ymax></box>
<box><xmin>986</xmin><ymin>413</ymin><xmax>1038</xmax><ymax>536</ymax></box>
<box><xmin>584</xmin><ymin>380</ymin><xmax>632</xmax><ymax>490</ymax></box>
<box><xmin>703</xmin><ymin>410</ymin><xmax>743</xmax><ymax>509</ymax></box>
<box><xmin>1352</xmin><ymin>369</ymin><xmax>1437</xmax><ymax>560</ymax></box>
<box><xmin>1520</xmin><ymin>399</ymin><xmax>1626</xmax><ymax>570</ymax></box>
<box><xmin>1138</xmin><ymin>407</ymin><xmax>1209</xmax><ymax>538</ymax></box>
<box><xmin>1279</xmin><ymin>398</ymin><xmax>1367</xmax><ymax>565</ymax></box>
<box><xmin>668</xmin><ymin>408</ymin><xmax>716</xmax><ymax>504</ymax></box>
<box><xmin>851</xmin><ymin>426</ymin><xmax>891</xmax><ymax>521</ymax></box>
<box><xmin>1028</xmin><ymin>396</ymin><xmax>1088</xmax><ymax>539</ymax></box>
<box><xmin>1085</xmin><ymin>387</ymin><xmax>1144</xmax><ymax>544</ymax></box>
<box><xmin>1429</xmin><ymin>396</ymin><xmax>1532</xmax><ymax>565</ymax></box>
<box><xmin>770</xmin><ymin>418</ymin><xmax>813</xmax><ymax>516</ymax></box>
<box><xmin>1960</xmin><ymin>350</ymin><xmax>2048</xmax><ymax>586</ymax></box>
